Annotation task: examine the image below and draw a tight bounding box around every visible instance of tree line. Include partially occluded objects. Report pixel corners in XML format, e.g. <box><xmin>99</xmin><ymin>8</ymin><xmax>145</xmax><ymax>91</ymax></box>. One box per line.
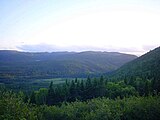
<box><xmin>0</xmin><ymin>75</ymin><xmax>160</xmax><ymax>120</ymax></box>
<box><xmin>0</xmin><ymin>89</ymin><xmax>160</xmax><ymax>120</ymax></box>
<box><xmin>28</xmin><ymin>76</ymin><xmax>159</xmax><ymax>106</ymax></box>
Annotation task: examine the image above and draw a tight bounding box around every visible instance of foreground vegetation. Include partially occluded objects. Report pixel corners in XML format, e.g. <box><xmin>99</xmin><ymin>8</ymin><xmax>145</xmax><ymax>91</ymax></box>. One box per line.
<box><xmin>0</xmin><ymin>89</ymin><xmax>160</xmax><ymax>120</ymax></box>
<box><xmin>1</xmin><ymin>75</ymin><xmax>160</xmax><ymax>120</ymax></box>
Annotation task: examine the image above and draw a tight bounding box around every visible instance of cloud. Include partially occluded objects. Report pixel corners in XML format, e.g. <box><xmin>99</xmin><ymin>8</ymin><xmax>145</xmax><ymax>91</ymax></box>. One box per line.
<box><xmin>17</xmin><ymin>44</ymin><xmax>61</xmax><ymax>52</ymax></box>
<box><xmin>142</xmin><ymin>45</ymin><xmax>159</xmax><ymax>51</ymax></box>
<box><xmin>17</xmin><ymin>43</ymin><xmax>151</xmax><ymax>56</ymax></box>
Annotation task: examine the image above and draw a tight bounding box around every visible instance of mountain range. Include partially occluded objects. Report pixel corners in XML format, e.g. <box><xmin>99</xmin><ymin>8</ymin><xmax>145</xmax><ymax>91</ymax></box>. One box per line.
<box><xmin>0</xmin><ymin>50</ymin><xmax>137</xmax><ymax>79</ymax></box>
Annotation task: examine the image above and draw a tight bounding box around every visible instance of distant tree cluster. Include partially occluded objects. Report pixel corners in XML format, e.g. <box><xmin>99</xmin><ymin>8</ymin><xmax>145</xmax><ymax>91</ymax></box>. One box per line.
<box><xmin>28</xmin><ymin>76</ymin><xmax>138</xmax><ymax>105</ymax></box>
<box><xmin>26</xmin><ymin>74</ymin><xmax>160</xmax><ymax>106</ymax></box>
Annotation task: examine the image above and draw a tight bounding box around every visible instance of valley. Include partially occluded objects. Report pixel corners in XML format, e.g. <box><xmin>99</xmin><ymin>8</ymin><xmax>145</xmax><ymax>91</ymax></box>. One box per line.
<box><xmin>0</xmin><ymin>47</ymin><xmax>160</xmax><ymax>120</ymax></box>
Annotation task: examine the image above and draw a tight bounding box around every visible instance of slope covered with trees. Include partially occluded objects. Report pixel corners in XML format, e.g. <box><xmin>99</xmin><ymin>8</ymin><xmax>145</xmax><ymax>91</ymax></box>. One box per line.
<box><xmin>115</xmin><ymin>47</ymin><xmax>160</xmax><ymax>79</ymax></box>
<box><xmin>111</xmin><ymin>46</ymin><xmax>160</xmax><ymax>93</ymax></box>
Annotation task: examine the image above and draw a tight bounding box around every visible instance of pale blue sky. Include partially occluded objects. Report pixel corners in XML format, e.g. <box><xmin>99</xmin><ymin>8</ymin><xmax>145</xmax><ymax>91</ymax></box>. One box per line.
<box><xmin>0</xmin><ymin>0</ymin><xmax>160</xmax><ymax>55</ymax></box>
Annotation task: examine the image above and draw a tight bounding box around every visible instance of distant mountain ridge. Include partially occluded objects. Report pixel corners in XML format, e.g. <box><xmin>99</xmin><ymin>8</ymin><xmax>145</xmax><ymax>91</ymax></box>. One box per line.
<box><xmin>0</xmin><ymin>50</ymin><xmax>137</xmax><ymax>79</ymax></box>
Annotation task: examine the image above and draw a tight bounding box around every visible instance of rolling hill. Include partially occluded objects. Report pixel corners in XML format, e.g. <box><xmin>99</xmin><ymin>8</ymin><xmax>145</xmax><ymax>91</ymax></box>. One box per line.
<box><xmin>0</xmin><ymin>50</ymin><xmax>137</xmax><ymax>79</ymax></box>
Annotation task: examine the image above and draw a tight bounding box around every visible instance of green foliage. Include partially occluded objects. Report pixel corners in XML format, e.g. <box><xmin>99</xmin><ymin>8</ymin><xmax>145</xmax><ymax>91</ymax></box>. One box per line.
<box><xmin>49</xmin><ymin>96</ymin><xmax>160</xmax><ymax>120</ymax></box>
<box><xmin>1</xmin><ymin>87</ymin><xmax>160</xmax><ymax>120</ymax></box>
<box><xmin>35</xmin><ymin>88</ymin><xmax>48</xmax><ymax>105</ymax></box>
<box><xmin>106</xmin><ymin>82</ymin><xmax>137</xmax><ymax>99</ymax></box>
<box><xmin>122</xmin><ymin>96</ymin><xmax>160</xmax><ymax>120</ymax></box>
<box><xmin>0</xmin><ymin>91</ymin><xmax>39</xmax><ymax>120</ymax></box>
<box><xmin>30</xmin><ymin>91</ymin><xmax>36</xmax><ymax>104</ymax></box>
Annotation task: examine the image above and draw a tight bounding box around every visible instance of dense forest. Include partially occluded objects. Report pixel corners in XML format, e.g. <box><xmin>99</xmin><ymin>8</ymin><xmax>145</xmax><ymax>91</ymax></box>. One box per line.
<box><xmin>28</xmin><ymin>76</ymin><xmax>154</xmax><ymax>106</ymax></box>
<box><xmin>0</xmin><ymin>76</ymin><xmax>160</xmax><ymax>120</ymax></box>
<box><xmin>0</xmin><ymin>47</ymin><xmax>160</xmax><ymax>120</ymax></box>
<box><xmin>1</xmin><ymin>90</ymin><xmax>160</xmax><ymax>120</ymax></box>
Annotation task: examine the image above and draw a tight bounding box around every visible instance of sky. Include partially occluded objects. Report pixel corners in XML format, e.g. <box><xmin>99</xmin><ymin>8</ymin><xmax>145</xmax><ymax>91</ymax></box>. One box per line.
<box><xmin>0</xmin><ymin>0</ymin><xmax>160</xmax><ymax>56</ymax></box>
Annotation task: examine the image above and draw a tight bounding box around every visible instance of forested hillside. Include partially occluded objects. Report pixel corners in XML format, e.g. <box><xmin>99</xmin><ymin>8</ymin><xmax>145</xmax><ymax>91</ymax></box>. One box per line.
<box><xmin>0</xmin><ymin>50</ymin><xmax>136</xmax><ymax>79</ymax></box>
<box><xmin>109</xmin><ymin>47</ymin><xmax>160</xmax><ymax>94</ymax></box>
<box><xmin>114</xmin><ymin>47</ymin><xmax>160</xmax><ymax>79</ymax></box>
